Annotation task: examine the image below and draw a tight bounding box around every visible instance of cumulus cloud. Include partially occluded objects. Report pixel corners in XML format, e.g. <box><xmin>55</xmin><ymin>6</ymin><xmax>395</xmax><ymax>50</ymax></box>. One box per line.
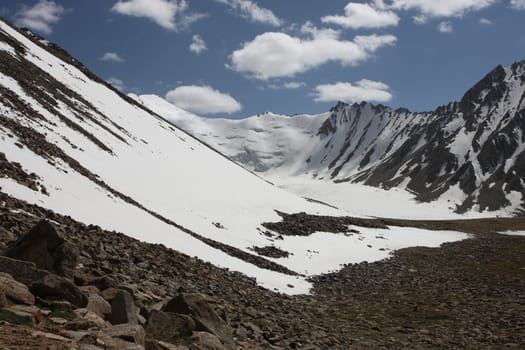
<box><xmin>15</xmin><ymin>0</ymin><xmax>65</xmax><ymax>35</ymax></box>
<box><xmin>267</xmin><ymin>82</ymin><xmax>306</xmax><ymax>90</ymax></box>
<box><xmin>322</xmin><ymin>2</ymin><xmax>399</xmax><ymax>29</ymax></box>
<box><xmin>215</xmin><ymin>0</ymin><xmax>281</xmax><ymax>26</ymax></box>
<box><xmin>511</xmin><ymin>0</ymin><xmax>525</xmax><ymax>9</ymax></box>
<box><xmin>100</xmin><ymin>52</ymin><xmax>125</xmax><ymax>62</ymax></box>
<box><xmin>313</xmin><ymin>80</ymin><xmax>392</xmax><ymax>104</ymax></box>
<box><xmin>283</xmin><ymin>82</ymin><xmax>306</xmax><ymax>89</ymax></box>
<box><xmin>228</xmin><ymin>23</ymin><xmax>396</xmax><ymax>80</ymax></box>
<box><xmin>388</xmin><ymin>0</ymin><xmax>496</xmax><ymax>18</ymax></box>
<box><xmin>189</xmin><ymin>35</ymin><xmax>207</xmax><ymax>54</ymax></box>
<box><xmin>438</xmin><ymin>21</ymin><xmax>453</xmax><ymax>33</ymax></box>
<box><xmin>111</xmin><ymin>0</ymin><xmax>206</xmax><ymax>31</ymax></box>
<box><xmin>479</xmin><ymin>18</ymin><xmax>492</xmax><ymax>25</ymax></box>
<box><xmin>165</xmin><ymin>85</ymin><xmax>242</xmax><ymax>114</ymax></box>
<box><xmin>107</xmin><ymin>77</ymin><xmax>126</xmax><ymax>91</ymax></box>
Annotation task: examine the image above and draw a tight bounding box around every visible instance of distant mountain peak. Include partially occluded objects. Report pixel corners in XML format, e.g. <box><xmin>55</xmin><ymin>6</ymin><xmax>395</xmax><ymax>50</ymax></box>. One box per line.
<box><xmin>144</xmin><ymin>60</ymin><xmax>525</xmax><ymax>215</ymax></box>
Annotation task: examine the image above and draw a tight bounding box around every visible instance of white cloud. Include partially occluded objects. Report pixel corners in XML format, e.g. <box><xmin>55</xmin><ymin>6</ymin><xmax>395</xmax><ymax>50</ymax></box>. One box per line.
<box><xmin>189</xmin><ymin>35</ymin><xmax>207</xmax><ymax>54</ymax></box>
<box><xmin>228</xmin><ymin>23</ymin><xmax>396</xmax><ymax>80</ymax></box>
<box><xmin>438</xmin><ymin>21</ymin><xmax>453</xmax><ymax>33</ymax></box>
<box><xmin>412</xmin><ymin>14</ymin><xmax>427</xmax><ymax>24</ymax></box>
<box><xmin>322</xmin><ymin>2</ymin><xmax>400</xmax><ymax>29</ymax></box>
<box><xmin>479</xmin><ymin>18</ymin><xmax>492</xmax><ymax>25</ymax></box>
<box><xmin>313</xmin><ymin>80</ymin><xmax>392</xmax><ymax>103</ymax></box>
<box><xmin>388</xmin><ymin>0</ymin><xmax>496</xmax><ymax>18</ymax></box>
<box><xmin>100</xmin><ymin>52</ymin><xmax>125</xmax><ymax>62</ymax></box>
<box><xmin>511</xmin><ymin>0</ymin><xmax>525</xmax><ymax>9</ymax></box>
<box><xmin>267</xmin><ymin>82</ymin><xmax>306</xmax><ymax>90</ymax></box>
<box><xmin>107</xmin><ymin>77</ymin><xmax>126</xmax><ymax>91</ymax></box>
<box><xmin>165</xmin><ymin>85</ymin><xmax>242</xmax><ymax>114</ymax></box>
<box><xmin>15</xmin><ymin>0</ymin><xmax>65</xmax><ymax>35</ymax></box>
<box><xmin>111</xmin><ymin>0</ymin><xmax>206</xmax><ymax>31</ymax></box>
<box><xmin>215</xmin><ymin>0</ymin><xmax>281</xmax><ymax>26</ymax></box>
<box><xmin>283</xmin><ymin>82</ymin><xmax>306</xmax><ymax>89</ymax></box>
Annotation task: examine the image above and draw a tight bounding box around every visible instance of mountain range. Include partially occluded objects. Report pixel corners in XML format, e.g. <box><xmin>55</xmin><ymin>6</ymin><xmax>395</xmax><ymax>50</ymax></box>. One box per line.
<box><xmin>0</xmin><ymin>18</ymin><xmax>473</xmax><ymax>297</ymax></box>
<box><xmin>1</xmin><ymin>15</ymin><xmax>525</xmax><ymax>350</ymax></box>
<box><xmin>136</xmin><ymin>60</ymin><xmax>525</xmax><ymax>216</ymax></box>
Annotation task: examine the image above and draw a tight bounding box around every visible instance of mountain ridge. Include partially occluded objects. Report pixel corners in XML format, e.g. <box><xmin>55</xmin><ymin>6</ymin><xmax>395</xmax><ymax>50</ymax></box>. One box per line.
<box><xmin>0</xmin><ymin>17</ymin><xmax>470</xmax><ymax>297</ymax></box>
<box><xmin>141</xmin><ymin>60</ymin><xmax>525</xmax><ymax>215</ymax></box>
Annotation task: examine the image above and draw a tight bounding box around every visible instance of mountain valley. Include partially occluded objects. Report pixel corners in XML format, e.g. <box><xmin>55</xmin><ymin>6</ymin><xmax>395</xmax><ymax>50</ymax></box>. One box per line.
<box><xmin>137</xmin><ymin>62</ymin><xmax>525</xmax><ymax>217</ymax></box>
<box><xmin>0</xmin><ymin>16</ymin><xmax>524</xmax><ymax>350</ymax></box>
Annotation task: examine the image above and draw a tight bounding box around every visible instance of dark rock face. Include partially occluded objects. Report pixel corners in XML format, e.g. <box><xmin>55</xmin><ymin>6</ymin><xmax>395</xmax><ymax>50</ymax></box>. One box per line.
<box><xmin>145</xmin><ymin>310</ymin><xmax>195</xmax><ymax>343</ymax></box>
<box><xmin>0</xmin><ymin>256</ymin><xmax>48</xmax><ymax>285</ymax></box>
<box><xmin>4</xmin><ymin>220</ymin><xmax>79</xmax><ymax>279</ymax></box>
<box><xmin>109</xmin><ymin>290</ymin><xmax>139</xmax><ymax>325</ymax></box>
<box><xmin>31</xmin><ymin>273</ymin><xmax>88</xmax><ymax>308</ymax></box>
<box><xmin>163</xmin><ymin>293</ymin><xmax>234</xmax><ymax>348</ymax></box>
<box><xmin>89</xmin><ymin>276</ymin><xmax>118</xmax><ymax>291</ymax></box>
<box><xmin>0</xmin><ymin>254</ymin><xmax>86</xmax><ymax>308</ymax></box>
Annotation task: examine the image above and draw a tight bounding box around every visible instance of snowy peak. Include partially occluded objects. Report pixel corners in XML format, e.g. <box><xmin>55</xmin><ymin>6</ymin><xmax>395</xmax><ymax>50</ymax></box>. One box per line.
<box><xmin>143</xmin><ymin>61</ymin><xmax>525</xmax><ymax>215</ymax></box>
<box><xmin>308</xmin><ymin>62</ymin><xmax>525</xmax><ymax>214</ymax></box>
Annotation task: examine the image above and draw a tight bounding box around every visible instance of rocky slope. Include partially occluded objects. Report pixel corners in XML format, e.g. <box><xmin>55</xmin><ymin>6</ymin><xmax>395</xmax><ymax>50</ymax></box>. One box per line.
<box><xmin>140</xmin><ymin>61</ymin><xmax>525</xmax><ymax>215</ymax></box>
<box><xmin>0</xmin><ymin>18</ymin><xmax>471</xmax><ymax>293</ymax></box>
<box><xmin>1</xmin><ymin>190</ymin><xmax>525</xmax><ymax>349</ymax></box>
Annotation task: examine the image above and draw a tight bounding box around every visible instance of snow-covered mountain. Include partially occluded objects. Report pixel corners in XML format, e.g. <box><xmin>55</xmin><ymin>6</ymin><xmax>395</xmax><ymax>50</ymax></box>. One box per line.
<box><xmin>0</xmin><ymin>19</ymin><xmax>467</xmax><ymax>294</ymax></box>
<box><xmin>131</xmin><ymin>94</ymin><xmax>329</xmax><ymax>173</ymax></box>
<box><xmin>139</xmin><ymin>61</ymin><xmax>525</xmax><ymax>216</ymax></box>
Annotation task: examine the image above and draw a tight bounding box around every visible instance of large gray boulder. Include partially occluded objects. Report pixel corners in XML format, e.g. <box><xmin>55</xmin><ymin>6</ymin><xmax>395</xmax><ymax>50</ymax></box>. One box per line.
<box><xmin>0</xmin><ymin>272</ymin><xmax>35</xmax><ymax>305</ymax></box>
<box><xmin>109</xmin><ymin>290</ymin><xmax>139</xmax><ymax>325</ymax></box>
<box><xmin>4</xmin><ymin>220</ymin><xmax>79</xmax><ymax>279</ymax></box>
<box><xmin>145</xmin><ymin>310</ymin><xmax>195</xmax><ymax>343</ymax></box>
<box><xmin>0</xmin><ymin>255</ymin><xmax>87</xmax><ymax>307</ymax></box>
<box><xmin>31</xmin><ymin>273</ymin><xmax>88</xmax><ymax>308</ymax></box>
<box><xmin>162</xmin><ymin>294</ymin><xmax>234</xmax><ymax>348</ymax></box>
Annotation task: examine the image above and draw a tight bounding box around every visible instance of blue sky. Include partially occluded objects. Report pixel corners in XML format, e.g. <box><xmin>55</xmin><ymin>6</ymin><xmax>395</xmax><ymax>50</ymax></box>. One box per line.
<box><xmin>2</xmin><ymin>0</ymin><xmax>525</xmax><ymax>118</ymax></box>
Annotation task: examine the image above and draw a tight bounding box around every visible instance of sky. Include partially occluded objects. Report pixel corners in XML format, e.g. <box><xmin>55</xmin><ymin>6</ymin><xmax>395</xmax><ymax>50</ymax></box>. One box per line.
<box><xmin>2</xmin><ymin>0</ymin><xmax>525</xmax><ymax>118</ymax></box>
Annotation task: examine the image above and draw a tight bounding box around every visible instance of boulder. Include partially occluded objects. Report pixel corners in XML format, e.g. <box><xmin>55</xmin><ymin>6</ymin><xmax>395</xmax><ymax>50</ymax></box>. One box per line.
<box><xmin>101</xmin><ymin>288</ymin><xmax>120</xmax><ymax>302</ymax></box>
<box><xmin>87</xmin><ymin>294</ymin><xmax>111</xmax><ymax>319</ymax></box>
<box><xmin>109</xmin><ymin>290</ymin><xmax>138</xmax><ymax>325</ymax></box>
<box><xmin>80</xmin><ymin>285</ymin><xmax>102</xmax><ymax>297</ymax></box>
<box><xmin>104</xmin><ymin>324</ymin><xmax>146</xmax><ymax>345</ymax></box>
<box><xmin>189</xmin><ymin>332</ymin><xmax>227</xmax><ymax>350</ymax></box>
<box><xmin>0</xmin><ymin>272</ymin><xmax>35</xmax><ymax>305</ymax></box>
<box><xmin>145</xmin><ymin>310</ymin><xmax>195</xmax><ymax>343</ymax></box>
<box><xmin>31</xmin><ymin>273</ymin><xmax>88</xmax><ymax>308</ymax></box>
<box><xmin>163</xmin><ymin>294</ymin><xmax>233</xmax><ymax>348</ymax></box>
<box><xmin>89</xmin><ymin>276</ymin><xmax>118</xmax><ymax>291</ymax></box>
<box><xmin>4</xmin><ymin>219</ymin><xmax>79</xmax><ymax>279</ymax></box>
<box><xmin>5</xmin><ymin>304</ymin><xmax>45</xmax><ymax>323</ymax></box>
<box><xmin>0</xmin><ymin>256</ymin><xmax>48</xmax><ymax>285</ymax></box>
<box><xmin>67</xmin><ymin>309</ymin><xmax>108</xmax><ymax>330</ymax></box>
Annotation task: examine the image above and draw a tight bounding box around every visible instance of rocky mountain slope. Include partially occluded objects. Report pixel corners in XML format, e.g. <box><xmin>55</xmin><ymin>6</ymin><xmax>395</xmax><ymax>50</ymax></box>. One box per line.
<box><xmin>140</xmin><ymin>61</ymin><xmax>525</xmax><ymax>215</ymax></box>
<box><xmin>1</xmin><ymin>188</ymin><xmax>525</xmax><ymax>349</ymax></box>
<box><xmin>0</xmin><ymin>17</ymin><xmax>468</xmax><ymax>296</ymax></box>
<box><xmin>1</xmin><ymin>17</ymin><xmax>525</xmax><ymax>350</ymax></box>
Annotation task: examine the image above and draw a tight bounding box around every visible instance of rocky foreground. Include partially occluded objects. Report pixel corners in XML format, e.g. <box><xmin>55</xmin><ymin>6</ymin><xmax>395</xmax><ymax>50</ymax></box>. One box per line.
<box><xmin>0</xmin><ymin>191</ymin><xmax>524</xmax><ymax>349</ymax></box>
